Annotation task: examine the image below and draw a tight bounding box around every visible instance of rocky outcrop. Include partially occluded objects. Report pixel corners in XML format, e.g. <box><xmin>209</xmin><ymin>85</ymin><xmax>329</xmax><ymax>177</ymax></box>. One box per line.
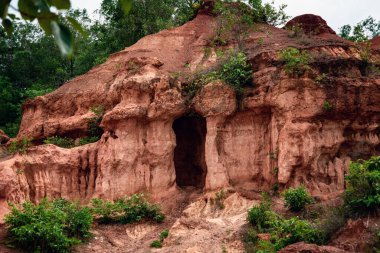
<box><xmin>279</xmin><ymin>242</ymin><xmax>348</xmax><ymax>253</ymax></box>
<box><xmin>370</xmin><ymin>36</ymin><xmax>380</xmax><ymax>55</ymax></box>
<box><xmin>0</xmin><ymin>3</ymin><xmax>379</xmax><ymax>212</ymax></box>
<box><xmin>285</xmin><ymin>14</ymin><xmax>337</xmax><ymax>35</ymax></box>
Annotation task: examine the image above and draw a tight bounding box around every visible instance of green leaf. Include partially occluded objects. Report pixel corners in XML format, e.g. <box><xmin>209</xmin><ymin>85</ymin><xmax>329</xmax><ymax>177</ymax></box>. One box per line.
<box><xmin>118</xmin><ymin>0</ymin><xmax>132</xmax><ymax>15</ymax></box>
<box><xmin>0</xmin><ymin>0</ymin><xmax>11</xmax><ymax>19</ymax></box>
<box><xmin>51</xmin><ymin>21</ymin><xmax>73</xmax><ymax>56</ymax></box>
<box><xmin>51</xmin><ymin>0</ymin><xmax>71</xmax><ymax>10</ymax></box>
<box><xmin>2</xmin><ymin>18</ymin><xmax>13</xmax><ymax>35</ymax></box>
<box><xmin>38</xmin><ymin>18</ymin><xmax>53</xmax><ymax>35</ymax></box>
<box><xmin>7</xmin><ymin>13</ymin><xmax>16</xmax><ymax>20</ymax></box>
<box><xmin>18</xmin><ymin>0</ymin><xmax>38</xmax><ymax>21</ymax></box>
<box><xmin>67</xmin><ymin>16</ymin><xmax>88</xmax><ymax>37</ymax></box>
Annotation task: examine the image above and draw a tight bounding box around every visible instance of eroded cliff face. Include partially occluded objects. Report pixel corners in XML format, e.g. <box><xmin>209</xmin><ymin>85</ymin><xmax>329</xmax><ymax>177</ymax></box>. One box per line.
<box><xmin>0</xmin><ymin>5</ymin><xmax>380</xmax><ymax>214</ymax></box>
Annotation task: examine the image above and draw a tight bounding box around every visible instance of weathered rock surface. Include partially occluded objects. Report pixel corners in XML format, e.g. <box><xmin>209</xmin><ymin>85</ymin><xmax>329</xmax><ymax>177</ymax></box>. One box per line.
<box><xmin>285</xmin><ymin>14</ymin><xmax>337</xmax><ymax>35</ymax></box>
<box><xmin>0</xmin><ymin>3</ymin><xmax>380</xmax><ymax>217</ymax></box>
<box><xmin>279</xmin><ymin>242</ymin><xmax>348</xmax><ymax>253</ymax></box>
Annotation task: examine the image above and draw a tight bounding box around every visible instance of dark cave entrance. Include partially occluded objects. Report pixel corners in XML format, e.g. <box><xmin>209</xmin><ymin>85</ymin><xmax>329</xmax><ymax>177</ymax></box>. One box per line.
<box><xmin>173</xmin><ymin>114</ymin><xmax>207</xmax><ymax>189</ymax></box>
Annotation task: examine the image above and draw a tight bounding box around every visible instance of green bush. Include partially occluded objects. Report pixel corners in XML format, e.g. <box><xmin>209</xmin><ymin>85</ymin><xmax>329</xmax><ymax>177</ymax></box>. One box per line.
<box><xmin>150</xmin><ymin>240</ymin><xmax>162</xmax><ymax>248</ymax></box>
<box><xmin>246</xmin><ymin>198</ymin><xmax>324</xmax><ymax>252</ymax></box>
<box><xmin>150</xmin><ymin>229</ymin><xmax>169</xmax><ymax>248</ymax></box>
<box><xmin>185</xmin><ymin>51</ymin><xmax>252</xmax><ymax>101</ymax></box>
<box><xmin>7</xmin><ymin>138</ymin><xmax>31</xmax><ymax>154</ymax></box>
<box><xmin>211</xmin><ymin>189</ymin><xmax>226</xmax><ymax>210</ymax></box>
<box><xmin>268</xmin><ymin>217</ymin><xmax>325</xmax><ymax>250</ymax></box>
<box><xmin>282</xmin><ymin>186</ymin><xmax>314</xmax><ymax>212</ymax></box>
<box><xmin>44</xmin><ymin>136</ymin><xmax>75</xmax><ymax>148</ymax></box>
<box><xmin>280</xmin><ymin>47</ymin><xmax>312</xmax><ymax>76</ymax></box>
<box><xmin>322</xmin><ymin>101</ymin><xmax>333</xmax><ymax>111</ymax></box>
<box><xmin>247</xmin><ymin>193</ymin><xmax>277</xmax><ymax>231</ymax></box>
<box><xmin>5</xmin><ymin>198</ymin><xmax>93</xmax><ymax>253</ymax></box>
<box><xmin>247</xmin><ymin>0</ymin><xmax>290</xmax><ymax>26</ymax></box>
<box><xmin>344</xmin><ymin>156</ymin><xmax>380</xmax><ymax>215</ymax></box>
<box><xmin>90</xmin><ymin>194</ymin><xmax>165</xmax><ymax>224</ymax></box>
<box><xmin>218</xmin><ymin>52</ymin><xmax>252</xmax><ymax>97</ymax></box>
<box><xmin>159</xmin><ymin>229</ymin><xmax>169</xmax><ymax>241</ymax></box>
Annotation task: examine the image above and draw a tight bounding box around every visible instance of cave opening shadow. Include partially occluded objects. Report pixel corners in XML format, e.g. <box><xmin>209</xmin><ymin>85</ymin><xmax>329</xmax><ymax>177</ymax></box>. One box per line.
<box><xmin>173</xmin><ymin>114</ymin><xmax>207</xmax><ymax>189</ymax></box>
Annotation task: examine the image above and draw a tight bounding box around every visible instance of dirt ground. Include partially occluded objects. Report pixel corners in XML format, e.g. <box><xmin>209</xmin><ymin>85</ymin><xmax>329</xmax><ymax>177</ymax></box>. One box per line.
<box><xmin>1</xmin><ymin>189</ymin><xmax>380</xmax><ymax>253</ymax></box>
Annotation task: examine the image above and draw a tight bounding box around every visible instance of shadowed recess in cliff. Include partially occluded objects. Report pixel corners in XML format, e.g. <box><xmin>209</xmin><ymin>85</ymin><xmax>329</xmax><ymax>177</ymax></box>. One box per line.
<box><xmin>173</xmin><ymin>114</ymin><xmax>207</xmax><ymax>188</ymax></box>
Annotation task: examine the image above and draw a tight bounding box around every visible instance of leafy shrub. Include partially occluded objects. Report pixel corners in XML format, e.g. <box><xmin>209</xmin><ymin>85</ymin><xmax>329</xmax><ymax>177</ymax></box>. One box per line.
<box><xmin>218</xmin><ymin>52</ymin><xmax>252</xmax><ymax>97</ymax></box>
<box><xmin>5</xmin><ymin>198</ymin><xmax>93</xmax><ymax>253</ymax></box>
<box><xmin>322</xmin><ymin>101</ymin><xmax>333</xmax><ymax>111</ymax></box>
<box><xmin>247</xmin><ymin>0</ymin><xmax>290</xmax><ymax>26</ymax></box>
<box><xmin>44</xmin><ymin>136</ymin><xmax>75</xmax><ymax>148</ymax></box>
<box><xmin>211</xmin><ymin>189</ymin><xmax>226</xmax><ymax>210</ymax></box>
<box><xmin>245</xmin><ymin>196</ymin><xmax>324</xmax><ymax>252</ymax></box>
<box><xmin>184</xmin><ymin>51</ymin><xmax>252</xmax><ymax>102</ymax></box>
<box><xmin>268</xmin><ymin>217</ymin><xmax>325</xmax><ymax>250</ymax></box>
<box><xmin>159</xmin><ymin>229</ymin><xmax>169</xmax><ymax>241</ymax></box>
<box><xmin>7</xmin><ymin>138</ymin><xmax>31</xmax><ymax>154</ymax></box>
<box><xmin>280</xmin><ymin>47</ymin><xmax>312</xmax><ymax>76</ymax></box>
<box><xmin>90</xmin><ymin>194</ymin><xmax>165</xmax><ymax>224</ymax></box>
<box><xmin>282</xmin><ymin>186</ymin><xmax>314</xmax><ymax>212</ymax></box>
<box><xmin>182</xmin><ymin>78</ymin><xmax>205</xmax><ymax>101</ymax></box>
<box><xmin>344</xmin><ymin>156</ymin><xmax>380</xmax><ymax>215</ymax></box>
<box><xmin>213</xmin><ymin>1</ymin><xmax>254</xmax><ymax>48</ymax></box>
<box><xmin>150</xmin><ymin>240</ymin><xmax>162</xmax><ymax>248</ymax></box>
<box><xmin>150</xmin><ymin>229</ymin><xmax>169</xmax><ymax>248</ymax></box>
<box><xmin>247</xmin><ymin>193</ymin><xmax>277</xmax><ymax>231</ymax></box>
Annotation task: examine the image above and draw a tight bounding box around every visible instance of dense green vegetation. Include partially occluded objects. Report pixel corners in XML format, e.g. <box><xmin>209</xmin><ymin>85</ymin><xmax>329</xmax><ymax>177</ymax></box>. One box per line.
<box><xmin>7</xmin><ymin>138</ymin><xmax>31</xmax><ymax>154</ymax></box>
<box><xmin>90</xmin><ymin>194</ymin><xmax>165</xmax><ymax>224</ymax></box>
<box><xmin>5</xmin><ymin>194</ymin><xmax>164</xmax><ymax>253</ymax></box>
<box><xmin>5</xmin><ymin>198</ymin><xmax>93</xmax><ymax>253</ymax></box>
<box><xmin>344</xmin><ymin>156</ymin><xmax>380</xmax><ymax>215</ymax></box>
<box><xmin>279</xmin><ymin>47</ymin><xmax>312</xmax><ymax>76</ymax></box>
<box><xmin>282</xmin><ymin>186</ymin><xmax>314</xmax><ymax>212</ymax></box>
<box><xmin>246</xmin><ymin>194</ymin><xmax>324</xmax><ymax>252</ymax></box>
<box><xmin>183</xmin><ymin>51</ymin><xmax>252</xmax><ymax>102</ymax></box>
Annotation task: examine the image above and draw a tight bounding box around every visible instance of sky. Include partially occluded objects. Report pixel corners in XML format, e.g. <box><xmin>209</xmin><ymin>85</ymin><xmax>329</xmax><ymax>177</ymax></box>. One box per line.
<box><xmin>10</xmin><ymin>0</ymin><xmax>380</xmax><ymax>32</ymax></box>
<box><xmin>70</xmin><ymin>0</ymin><xmax>380</xmax><ymax>32</ymax></box>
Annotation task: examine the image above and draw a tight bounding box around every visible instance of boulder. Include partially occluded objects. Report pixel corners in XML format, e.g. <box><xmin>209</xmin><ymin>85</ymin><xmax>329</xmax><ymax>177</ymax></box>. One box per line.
<box><xmin>285</xmin><ymin>14</ymin><xmax>336</xmax><ymax>35</ymax></box>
